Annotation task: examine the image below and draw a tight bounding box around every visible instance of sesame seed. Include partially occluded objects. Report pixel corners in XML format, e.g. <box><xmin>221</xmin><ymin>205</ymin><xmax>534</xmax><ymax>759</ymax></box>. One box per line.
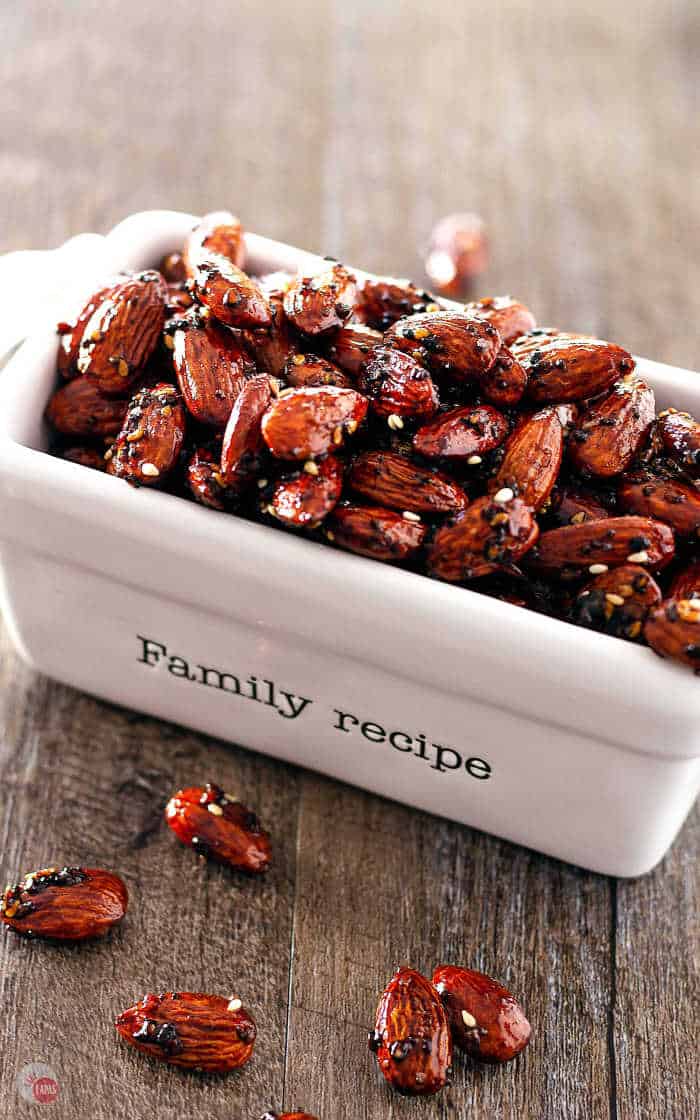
<box><xmin>304</xmin><ymin>460</ymin><xmax>320</xmax><ymax>476</ymax></box>
<box><xmin>207</xmin><ymin>803</ymin><xmax>223</xmax><ymax>816</ymax></box>
<box><xmin>104</xmin><ymin>449</ymin><xmax>113</xmax><ymax>461</ymax></box>
<box><xmin>332</xmin><ymin>426</ymin><xmax>343</xmax><ymax>445</ymax></box>
<box><xmin>126</xmin><ymin>427</ymin><xmax>145</xmax><ymax>442</ymax></box>
<box><xmin>571</xmin><ymin>511</ymin><xmax>586</xmax><ymax>524</ymax></box>
<box><xmin>346</xmin><ymin>420</ymin><xmax>359</xmax><ymax>434</ymax></box>
<box><xmin>467</xmin><ymin>455</ymin><xmax>482</xmax><ymax>465</ymax></box>
<box><xmin>326</xmin><ymin>530</ymin><xmax>335</xmax><ymax>541</ymax></box>
<box><xmin>161</xmin><ymin>405</ymin><xmax>172</xmax><ymax>417</ymax></box>
<box><xmin>257</xmin><ymin>478</ymin><xmax>268</xmax><ymax>489</ymax></box>
<box><xmin>212</xmin><ymin>472</ymin><xmax>225</xmax><ymax>487</ymax></box>
<box><xmin>461</xmin><ymin>1010</ymin><xmax>477</xmax><ymax>1029</ymax></box>
<box><xmin>402</xmin><ymin>511</ymin><xmax>421</xmax><ymax>522</ymax></box>
<box><xmin>140</xmin><ymin>462</ymin><xmax>160</xmax><ymax>478</ymax></box>
<box><xmin>627</xmin><ymin>550</ymin><xmax>649</xmax><ymax>563</ymax></box>
<box><xmin>589</xmin><ymin>563</ymin><xmax>608</xmax><ymax>575</ymax></box>
<box><xmin>606</xmin><ymin>593</ymin><xmax>625</xmax><ymax>606</ymax></box>
<box><xmin>387</xmin><ymin>414</ymin><xmax>404</xmax><ymax>431</ymax></box>
<box><xmin>163</xmin><ymin>334</ymin><xmax>175</xmax><ymax>350</ymax></box>
<box><xmin>292</xmin><ymin>353</ymin><xmax>306</xmax><ymax>365</ymax></box>
<box><xmin>227</xmin><ymin>997</ymin><xmax>242</xmax><ymax>1012</ymax></box>
<box><xmin>493</xmin><ymin>487</ymin><xmax>514</xmax><ymax>504</ymax></box>
<box><xmin>116</xmin><ymin>358</ymin><xmax>129</xmax><ymax>378</ymax></box>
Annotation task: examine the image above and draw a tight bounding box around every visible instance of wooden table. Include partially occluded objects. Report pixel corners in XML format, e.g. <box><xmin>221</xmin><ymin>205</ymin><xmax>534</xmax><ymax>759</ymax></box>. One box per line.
<box><xmin>1</xmin><ymin>2</ymin><xmax>698</xmax><ymax>1117</ymax></box>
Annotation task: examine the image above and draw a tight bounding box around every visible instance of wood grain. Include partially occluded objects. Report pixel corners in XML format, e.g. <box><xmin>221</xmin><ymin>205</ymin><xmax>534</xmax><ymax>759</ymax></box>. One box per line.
<box><xmin>1</xmin><ymin>1</ymin><xmax>698</xmax><ymax>1118</ymax></box>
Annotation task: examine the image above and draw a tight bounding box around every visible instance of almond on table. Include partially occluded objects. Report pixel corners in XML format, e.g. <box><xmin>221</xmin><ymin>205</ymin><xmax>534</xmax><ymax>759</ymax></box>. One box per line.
<box><xmin>165</xmin><ymin>782</ymin><xmax>272</xmax><ymax>874</ymax></box>
<box><xmin>1</xmin><ymin>866</ymin><xmax>127</xmax><ymax>941</ymax></box>
<box><xmin>370</xmin><ymin>967</ymin><xmax>452</xmax><ymax>1096</ymax></box>
<box><xmin>116</xmin><ymin>990</ymin><xmax>256</xmax><ymax>1072</ymax></box>
<box><xmin>432</xmin><ymin>964</ymin><xmax>531</xmax><ymax>1063</ymax></box>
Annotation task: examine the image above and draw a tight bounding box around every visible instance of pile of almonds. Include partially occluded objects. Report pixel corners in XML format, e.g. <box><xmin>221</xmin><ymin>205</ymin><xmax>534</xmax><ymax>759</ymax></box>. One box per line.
<box><xmin>46</xmin><ymin>210</ymin><xmax>700</xmax><ymax>673</ymax></box>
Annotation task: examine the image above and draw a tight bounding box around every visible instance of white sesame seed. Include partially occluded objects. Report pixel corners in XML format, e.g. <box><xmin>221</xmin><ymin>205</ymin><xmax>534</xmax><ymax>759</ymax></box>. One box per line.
<box><xmin>493</xmin><ymin>487</ymin><xmax>514</xmax><ymax>504</ymax></box>
<box><xmin>467</xmin><ymin>455</ymin><xmax>482</xmax><ymax>465</ymax></box>
<box><xmin>207</xmin><ymin>803</ymin><xmax>223</xmax><ymax>816</ymax></box>
<box><xmin>627</xmin><ymin>550</ymin><xmax>649</xmax><ymax>564</ymax></box>
<box><xmin>326</xmin><ymin>530</ymin><xmax>335</xmax><ymax>541</ymax></box>
<box><xmin>605</xmin><ymin>593</ymin><xmax>625</xmax><ymax>606</ymax></box>
<box><xmin>140</xmin><ymin>462</ymin><xmax>160</xmax><ymax>478</ymax></box>
<box><xmin>257</xmin><ymin>478</ymin><xmax>268</xmax><ymax>489</ymax></box>
<box><xmin>387</xmin><ymin>414</ymin><xmax>404</xmax><ymax>431</ymax></box>
<box><xmin>570</xmin><ymin>511</ymin><xmax>586</xmax><ymax>524</ymax></box>
<box><xmin>461</xmin><ymin>1010</ymin><xmax>477</xmax><ymax>1029</ymax></box>
<box><xmin>402</xmin><ymin>511</ymin><xmax>422</xmax><ymax>523</ymax></box>
<box><xmin>227</xmin><ymin>997</ymin><xmax>242</xmax><ymax>1012</ymax></box>
<box><xmin>589</xmin><ymin>563</ymin><xmax>608</xmax><ymax>575</ymax></box>
<box><xmin>304</xmin><ymin>460</ymin><xmax>320</xmax><ymax>476</ymax></box>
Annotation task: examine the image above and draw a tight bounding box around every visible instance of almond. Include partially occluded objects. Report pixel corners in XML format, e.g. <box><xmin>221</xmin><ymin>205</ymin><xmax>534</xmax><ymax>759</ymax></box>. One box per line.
<box><xmin>159</xmin><ymin>251</ymin><xmax>188</xmax><ymax>284</ymax></box>
<box><xmin>463</xmin><ymin>296</ymin><xmax>536</xmax><ymax>344</ymax></box>
<box><xmin>106</xmin><ymin>382</ymin><xmax>186</xmax><ymax>486</ymax></box>
<box><xmin>370</xmin><ymin>967</ymin><xmax>452</xmax><ymax>1096</ymax></box>
<box><xmin>357</xmin><ymin>276</ymin><xmax>439</xmax><ymax>330</ymax></box>
<box><xmin>267</xmin><ymin>454</ymin><xmax>344</xmax><ymax>528</ymax></box>
<box><xmin>491</xmin><ymin>406</ymin><xmax>563</xmax><ymax>510</ymax></box>
<box><xmin>77</xmin><ymin>271</ymin><xmax>168</xmax><ymax>394</ymax></box>
<box><xmin>644</xmin><ymin>598</ymin><xmax>700</xmax><ymax>671</ymax></box>
<box><xmin>432</xmin><ymin>964</ymin><xmax>531</xmax><ymax>1063</ymax></box>
<box><xmin>349</xmin><ymin>450</ymin><xmax>467</xmax><ymax>513</ymax></box>
<box><xmin>171</xmin><ymin>313</ymin><xmax>254</xmax><ymax>427</ymax></box>
<box><xmin>477</xmin><ymin>345</ymin><xmax>528</xmax><ymax>406</ymax></box>
<box><xmin>572</xmin><ymin>563</ymin><xmax>662</xmax><ymax>641</ymax></box>
<box><xmin>548</xmin><ymin>486</ymin><xmax>612</xmax><ymax>527</ymax></box>
<box><xmin>56</xmin><ymin>280</ymin><xmax>121</xmax><ymax>378</ymax></box>
<box><xmin>261</xmin><ymin>386</ymin><xmax>367</xmax><ymax>460</ymax></box>
<box><xmin>618</xmin><ymin>468</ymin><xmax>700</xmax><ymax>537</ymax></box>
<box><xmin>359</xmin><ymin>345</ymin><xmax>439</xmax><ymax>419</ymax></box>
<box><xmin>412</xmin><ymin>404</ymin><xmax>509</xmax><ymax>460</ymax></box>
<box><xmin>657</xmin><ymin>408</ymin><xmax>700</xmax><ymax>476</ymax></box>
<box><xmin>527</xmin><ymin>516</ymin><xmax>675</xmax><ymax>579</ymax></box>
<box><xmin>515</xmin><ymin>334</ymin><xmax>634</xmax><ymax>404</ymax></box>
<box><xmin>325</xmin><ymin>321</ymin><xmax>382</xmax><ymax>376</ymax></box>
<box><xmin>60</xmin><ymin>445</ymin><xmax>107</xmax><ymax>471</ymax></box>
<box><xmin>428</xmin><ymin>495</ymin><xmax>539</xmax><ymax>582</ymax></box>
<box><xmin>220</xmin><ymin>374</ymin><xmax>272</xmax><ymax>487</ymax></box>
<box><xmin>184</xmin><ymin>210</ymin><xmax>246</xmax><ymax>274</ymax></box>
<box><xmin>283</xmin><ymin>263</ymin><xmax>357</xmax><ymax>335</ymax></box>
<box><xmin>284</xmin><ymin>352</ymin><xmax>354</xmax><ymax>389</ymax></box>
<box><xmin>186</xmin><ymin>445</ymin><xmax>237</xmax><ymax>511</ymax></box>
<box><xmin>669</xmin><ymin>560</ymin><xmax>700</xmax><ymax>601</ymax></box>
<box><xmin>242</xmin><ymin>295</ymin><xmax>297</xmax><ymax>377</ymax></box>
<box><xmin>116</xmin><ymin>990</ymin><xmax>256</xmax><ymax>1072</ymax></box>
<box><xmin>1</xmin><ymin>866</ymin><xmax>127</xmax><ymax>941</ymax></box>
<box><xmin>165</xmin><ymin>782</ymin><xmax>271</xmax><ymax>873</ymax></box>
<box><xmin>190</xmin><ymin>259</ymin><xmax>271</xmax><ymax>330</ymax></box>
<box><xmin>385</xmin><ymin>309</ymin><xmax>501</xmax><ymax>379</ymax></box>
<box><xmin>328</xmin><ymin>504</ymin><xmax>426</xmax><ymax>561</ymax></box>
<box><xmin>569</xmin><ymin>379</ymin><xmax>655</xmax><ymax>477</ymax></box>
<box><xmin>45</xmin><ymin>376</ymin><xmax>128</xmax><ymax>438</ymax></box>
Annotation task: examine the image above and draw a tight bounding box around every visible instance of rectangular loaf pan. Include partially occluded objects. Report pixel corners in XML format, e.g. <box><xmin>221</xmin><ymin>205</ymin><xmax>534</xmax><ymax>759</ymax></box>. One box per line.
<box><xmin>0</xmin><ymin>209</ymin><xmax>697</xmax><ymax>878</ymax></box>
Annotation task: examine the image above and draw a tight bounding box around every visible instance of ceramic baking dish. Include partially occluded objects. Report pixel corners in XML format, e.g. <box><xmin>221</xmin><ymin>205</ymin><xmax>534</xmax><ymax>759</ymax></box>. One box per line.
<box><xmin>0</xmin><ymin>209</ymin><xmax>697</xmax><ymax>878</ymax></box>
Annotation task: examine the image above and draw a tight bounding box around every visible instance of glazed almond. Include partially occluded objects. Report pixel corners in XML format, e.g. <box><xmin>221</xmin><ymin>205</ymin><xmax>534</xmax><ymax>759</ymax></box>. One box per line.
<box><xmin>242</xmin><ymin>295</ymin><xmax>297</xmax><ymax>377</ymax></box>
<box><xmin>268</xmin><ymin>455</ymin><xmax>344</xmax><ymax>528</ymax></box>
<box><xmin>328</xmin><ymin>504</ymin><xmax>426</xmax><ymax>562</ymax></box>
<box><xmin>644</xmin><ymin>598</ymin><xmax>700</xmax><ymax>671</ymax></box>
<box><xmin>261</xmin><ymin>386</ymin><xmax>367</xmax><ymax>460</ymax></box>
<box><xmin>1</xmin><ymin>866</ymin><xmax>127</xmax><ymax>941</ymax></box>
<box><xmin>165</xmin><ymin>782</ymin><xmax>271</xmax><ymax>873</ymax></box>
<box><xmin>669</xmin><ymin>560</ymin><xmax>700</xmax><ymax>601</ymax></box>
<box><xmin>528</xmin><ymin>516</ymin><xmax>675</xmax><ymax>578</ymax></box>
<box><xmin>349</xmin><ymin>450</ymin><xmax>467</xmax><ymax>513</ymax></box>
<box><xmin>77</xmin><ymin>271</ymin><xmax>168</xmax><ymax>394</ymax></box>
<box><xmin>572</xmin><ymin>564</ymin><xmax>662</xmax><ymax>641</ymax></box>
<box><xmin>385</xmin><ymin>309</ymin><xmax>501</xmax><ymax>379</ymax></box>
<box><xmin>326</xmin><ymin>321</ymin><xmax>382</xmax><ymax>375</ymax></box>
<box><xmin>492</xmin><ymin>406</ymin><xmax>563</xmax><ymax>510</ymax></box>
<box><xmin>184</xmin><ymin>210</ymin><xmax>246</xmax><ymax>274</ymax></box>
<box><xmin>190</xmin><ymin>259</ymin><xmax>271</xmax><ymax>330</ymax></box>
<box><xmin>116</xmin><ymin>990</ymin><xmax>256</xmax><ymax>1072</ymax></box>
<box><xmin>57</xmin><ymin>279</ymin><xmax>121</xmax><ymax>378</ymax></box>
<box><xmin>477</xmin><ymin>345</ymin><xmax>528</xmax><ymax>406</ymax></box>
<box><xmin>432</xmin><ymin>964</ymin><xmax>531</xmax><ymax>1063</ymax></box>
<box><xmin>657</xmin><ymin>409</ymin><xmax>700</xmax><ymax>476</ymax></box>
<box><xmin>45</xmin><ymin>376</ymin><xmax>128</xmax><ymax>438</ymax></box>
<box><xmin>284</xmin><ymin>352</ymin><xmax>354</xmax><ymax>389</ymax></box>
<box><xmin>515</xmin><ymin>335</ymin><xmax>634</xmax><ymax>403</ymax></box>
<box><xmin>428</xmin><ymin>495</ymin><xmax>539</xmax><ymax>582</ymax></box>
<box><xmin>220</xmin><ymin>374</ymin><xmax>271</xmax><ymax>487</ymax></box>
<box><xmin>549</xmin><ymin>486</ymin><xmax>611</xmax><ymax>527</ymax></box>
<box><xmin>106</xmin><ymin>382</ymin><xmax>186</xmax><ymax>486</ymax></box>
<box><xmin>618</xmin><ymin>469</ymin><xmax>700</xmax><ymax>537</ymax></box>
<box><xmin>413</xmin><ymin>404</ymin><xmax>508</xmax><ymax>460</ymax></box>
<box><xmin>357</xmin><ymin>276</ymin><xmax>439</xmax><ymax>330</ymax></box>
<box><xmin>359</xmin><ymin>345</ymin><xmax>438</xmax><ymax>419</ymax></box>
<box><xmin>283</xmin><ymin>263</ymin><xmax>357</xmax><ymax>335</ymax></box>
<box><xmin>463</xmin><ymin>296</ymin><xmax>536</xmax><ymax>344</ymax></box>
<box><xmin>370</xmin><ymin>967</ymin><xmax>452</xmax><ymax>1096</ymax></box>
<box><xmin>186</xmin><ymin>445</ymin><xmax>237</xmax><ymax>511</ymax></box>
<box><xmin>171</xmin><ymin>314</ymin><xmax>254</xmax><ymax>427</ymax></box>
<box><xmin>569</xmin><ymin>379</ymin><xmax>655</xmax><ymax>477</ymax></box>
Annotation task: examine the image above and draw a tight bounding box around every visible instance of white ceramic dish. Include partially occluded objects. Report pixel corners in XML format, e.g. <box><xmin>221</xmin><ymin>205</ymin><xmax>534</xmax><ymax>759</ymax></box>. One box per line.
<box><xmin>0</xmin><ymin>209</ymin><xmax>697</xmax><ymax>878</ymax></box>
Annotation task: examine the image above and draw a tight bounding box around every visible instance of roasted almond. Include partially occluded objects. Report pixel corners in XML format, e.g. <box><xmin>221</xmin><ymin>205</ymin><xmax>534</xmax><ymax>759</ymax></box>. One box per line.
<box><xmin>477</xmin><ymin>345</ymin><xmax>528</xmax><ymax>406</ymax></box>
<box><xmin>186</xmin><ymin>445</ymin><xmax>237</xmax><ymax>511</ymax></box>
<box><xmin>1</xmin><ymin>866</ymin><xmax>127</xmax><ymax>941</ymax></box>
<box><xmin>328</xmin><ymin>504</ymin><xmax>426</xmax><ymax>561</ymax></box>
<box><xmin>242</xmin><ymin>295</ymin><xmax>297</xmax><ymax>377</ymax></box>
<box><xmin>491</xmin><ymin>406</ymin><xmax>563</xmax><ymax>510</ymax></box>
<box><xmin>357</xmin><ymin>276</ymin><xmax>439</xmax><ymax>330</ymax></box>
<box><xmin>60</xmin><ymin>445</ymin><xmax>107</xmax><ymax>471</ymax></box>
<box><xmin>77</xmin><ymin>271</ymin><xmax>168</xmax><ymax>393</ymax></box>
<box><xmin>106</xmin><ymin>382</ymin><xmax>186</xmax><ymax>486</ymax></box>
<box><xmin>261</xmin><ymin>386</ymin><xmax>367</xmax><ymax>460</ymax></box>
<box><xmin>432</xmin><ymin>964</ymin><xmax>531</xmax><ymax>1063</ymax></box>
<box><xmin>669</xmin><ymin>560</ymin><xmax>700</xmax><ymax>601</ymax></box>
<box><xmin>116</xmin><ymin>990</ymin><xmax>256</xmax><ymax>1072</ymax></box>
<box><xmin>644</xmin><ymin>597</ymin><xmax>700</xmax><ymax>671</ymax></box>
<box><xmin>514</xmin><ymin>334</ymin><xmax>635</xmax><ymax>404</ymax></box>
<box><xmin>349</xmin><ymin>450</ymin><xmax>467</xmax><ymax>513</ymax></box>
<box><xmin>412</xmin><ymin>404</ymin><xmax>508</xmax><ymax>460</ymax></box>
<box><xmin>284</xmin><ymin>352</ymin><xmax>354</xmax><ymax>389</ymax></box>
<box><xmin>657</xmin><ymin>409</ymin><xmax>700</xmax><ymax>476</ymax></box>
<box><xmin>370</xmin><ymin>967</ymin><xmax>452</xmax><ymax>1096</ymax></box>
<box><xmin>220</xmin><ymin>374</ymin><xmax>272</xmax><ymax>487</ymax></box>
<box><xmin>283</xmin><ymin>263</ymin><xmax>357</xmax><ymax>335</ymax></box>
<box><xmin>56</xmin><ymin>280</ymin><xmax>121</xmax><ymax>378</ymax></box>
<box><xmin>359</xmin><ymin>345</ymin><xmax>439</xmax><ymax>419</ymax></box>
<box><xmin>569</xmin><ymin>379</ymin><xmax>655</xmax><ymax>477</ymax></box>
<box><xmin>171</xmin><ymin>313</ymin><xmax>254</xmax><ymax>427</ymax></box>
<box><xmin>267</xmin><ymin>455</ymin><xmax>343</xmax><ymax>528</ymax></box>
<box><xmin>427</xmin><ymin>494</ymin><xmax>539</xmax><ymax>582</ymax></box>
<box><xmin>572</xmin><ymin>563</ymin><xmax>662</xmax><ymax>641</ymax></box>
<box><xmin>165</xmin><ymin>782</ymin><xmax>271</xmax><ymax>873</ymax></box>
<box><xmin>325</xmin><ymin>321</ymin><xmax>382</xmax><ymax>375</ymax></box>
<box><xmin>190</xmin><ymin>260</ymin><xmax>271</xmax><ymax>330</ymax></box>
<box><xmin>463</xmin><ymin>296</ymin><xmax>536</xmax><ymax>344</ymax></box>
<box><xmin>528</xmin><ymin>516</ymin><xmax>675</xmax><ymax>578</ymax></box>
<box><xmin>385</xmin><ymin>309</ymin><xmax>501</xmax><ymax>379</ymax></box>
<box><xmin>548</xmin><ymin>486</ymin><xmax>612</xmax><ymax>527</ymax></box>
<box><xmin>45</xmin><ymin>376</ymin><xmax>128</xmax><ymax>438</ymax></box>
<box><xmin>618</xmin><ymin>469</ymin><xmax>700</xmax><ymax>537</ymax></box>
<box><xmin>184</xmin><ymin>210</ymin><xmax>246</xmax><ymax>274</ymax></box>
<box><xmin>159</xmin><ymin>251</ymin><xmax>188</xmax><ymax>284</ymax></box>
